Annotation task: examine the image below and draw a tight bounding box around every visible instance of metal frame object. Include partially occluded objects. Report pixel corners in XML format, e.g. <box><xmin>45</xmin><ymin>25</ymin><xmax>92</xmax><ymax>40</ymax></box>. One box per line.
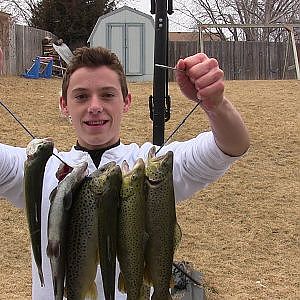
<box><xmin>198</xmin><ymin>23</ymin><xmax>300</xmax><ymax>80</ymax></box>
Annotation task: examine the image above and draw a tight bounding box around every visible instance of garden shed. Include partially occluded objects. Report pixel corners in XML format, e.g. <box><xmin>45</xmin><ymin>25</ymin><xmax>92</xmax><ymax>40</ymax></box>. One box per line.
<box><xmin>87</xmin><ymin>6</ymin><xmax>155</xmax><ymax>81</ymax></box>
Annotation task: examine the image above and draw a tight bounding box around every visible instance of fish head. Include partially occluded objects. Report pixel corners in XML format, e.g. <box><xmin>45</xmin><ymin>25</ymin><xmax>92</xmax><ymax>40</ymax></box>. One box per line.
<box><xmin>146</xmin><ymin>148</ymin><xmax>173</xmax><ymax>183</ymax></box>
<box><xmin>26</xmin><ymin>138</ymin><xmax>54</xmax><ymax>160</ymax></box>
<box><xmin>91</xmin><ymin>161</ymin><xmax>121</xmax><ymax>195</ymax></box>
<box><xmin>121</xmin><ymin>158</ymin><xmax>145</xmax><ymax>197</ymax></box>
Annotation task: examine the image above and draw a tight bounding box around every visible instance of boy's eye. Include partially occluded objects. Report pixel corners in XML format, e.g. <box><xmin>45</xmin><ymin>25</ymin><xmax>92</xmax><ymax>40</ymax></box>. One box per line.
<box><xmin>103</xmin><ymin>92</ymin><xmax>115</xmax><ymax>98</ymax></box>
<box><xmin>75</xmin><ymin>94</ymin><xmax>88</xmax><ymax>101</ymax></box>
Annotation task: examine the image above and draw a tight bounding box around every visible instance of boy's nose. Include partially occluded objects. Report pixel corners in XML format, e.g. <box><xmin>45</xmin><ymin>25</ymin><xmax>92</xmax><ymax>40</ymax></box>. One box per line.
<box><xmin>88</xmin><ymin>96</ymin><xmax>104</xmax><ymax>114</ymax></box>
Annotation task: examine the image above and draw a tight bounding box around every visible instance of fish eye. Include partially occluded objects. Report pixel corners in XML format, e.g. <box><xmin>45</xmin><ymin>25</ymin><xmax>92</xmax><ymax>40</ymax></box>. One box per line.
<box><xmin>131</xmin><ymin>173</ymin><xmax>138</xmax><ymax>180</ymax></box>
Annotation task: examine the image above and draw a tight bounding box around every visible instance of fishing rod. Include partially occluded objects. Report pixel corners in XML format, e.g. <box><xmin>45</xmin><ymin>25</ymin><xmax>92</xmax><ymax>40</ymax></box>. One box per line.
<box><xmin>154</xmin><ymin>64</ymin><xmax>202</xmax><ymax>155</ymax></box>
<box><xmin>0</xmin><ymin>100</ymin><xmax>68</xmax><ymax>166</ymax></box>
<box><xmin>150</xmin><ymin>0</ymin><xmax>173</xmax><ymax>146</ymax></box>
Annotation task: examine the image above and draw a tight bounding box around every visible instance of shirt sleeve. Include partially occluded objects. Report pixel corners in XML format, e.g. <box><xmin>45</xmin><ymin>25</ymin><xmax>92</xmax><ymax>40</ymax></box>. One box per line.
<box><xmin>0</xmin><ymin>143</ymin><xmax>27</xmax><ymax>208</ymax></box>
<box><xmin>162</xmin><ymin>131</ymin><xmax>242</xmax><ymax>202</ymax></box>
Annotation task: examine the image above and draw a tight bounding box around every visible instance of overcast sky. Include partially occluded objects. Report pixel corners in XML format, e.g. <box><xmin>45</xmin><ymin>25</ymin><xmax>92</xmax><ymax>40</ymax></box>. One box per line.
<box><xmin>122</xmin><ymin>0</ymin><xmax>194</xmax><ymax>32</ymax></box>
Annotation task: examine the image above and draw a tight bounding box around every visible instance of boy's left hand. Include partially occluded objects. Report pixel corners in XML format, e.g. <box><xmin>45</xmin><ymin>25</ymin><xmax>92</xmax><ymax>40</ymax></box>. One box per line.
<box><xmin>175</xmin><ymin>53</ymin><xmax>225</xmax><ymax>111</ymax></box>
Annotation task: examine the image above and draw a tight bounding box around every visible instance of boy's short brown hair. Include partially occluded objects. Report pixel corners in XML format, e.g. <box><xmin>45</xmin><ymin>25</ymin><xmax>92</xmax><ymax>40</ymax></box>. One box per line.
<box><xmin>61</xmin><ymin>47</ymin><xmax>128</xmax><ymax>102</ymax></box>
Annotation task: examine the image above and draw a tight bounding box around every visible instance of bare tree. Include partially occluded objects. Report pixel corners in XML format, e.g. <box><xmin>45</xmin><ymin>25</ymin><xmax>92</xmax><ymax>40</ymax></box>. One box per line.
<box><xmin>0</xmin><ymin>0</ymin><xmax>37</xmax><ymax>23</ymax></box>
<box><xmin>0</xmin><ymin>0</ymin><xmax>124</xmax><ymax>25</ymax></box>
<box><xmin>175</xmin><ymin>0</ymin><xmax>300</xmax><ymax>41</ymax></box>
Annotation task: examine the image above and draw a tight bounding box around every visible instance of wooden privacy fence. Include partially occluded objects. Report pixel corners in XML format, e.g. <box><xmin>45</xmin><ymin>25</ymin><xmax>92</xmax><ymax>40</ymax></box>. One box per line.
<box><xmin>0</xmin><ymin>20</ymin><xmax>55</xmax><ymax>75</ymax></box>
<box><xmin>1</xmin><ymin>21</ymin><xmax>299</xmax><ymax>80</ymax></box>
<box><xmin>168</xmin><ymin>40</ymin><xmax>300</xmax><ymax>80</ymax></box>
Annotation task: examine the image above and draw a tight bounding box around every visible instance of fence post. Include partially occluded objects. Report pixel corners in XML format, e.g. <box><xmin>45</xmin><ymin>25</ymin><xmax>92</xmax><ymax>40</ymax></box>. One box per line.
<box><xmin>288</xmin><ymin>27</ymin><xmax>300</xmax><ymax>80</ymax></box>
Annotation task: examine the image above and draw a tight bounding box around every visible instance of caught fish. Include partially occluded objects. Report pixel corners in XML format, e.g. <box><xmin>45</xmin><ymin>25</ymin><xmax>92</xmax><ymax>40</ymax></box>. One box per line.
<box><xmin>97</xmin><ymin>162</ymin><xmax>122</xmax><ymax>300</ymax></box>
<box><xmin>140</xmin><ymin>284</ymin><xmax>151</xmax><ymax>300</ymax></box>
<box><xmin>144</xmin><ymin>147</ymin><xmax>182</xmax><ymax>300</ymax></box>
<box><xmin>24</xmin><ymin>137</ymin><xmax>54</xmax><ymax>286</ymax></box>
<box><xmin>117</xmin><ymin>159</ymin><xmax>147</xmax><ymax>300</ymax></box>
<box><xmin>47</xmin><ymin>161</ymin><xmax>88</xmax><ymax>300</ymax></box>
<box><xmin>66</xmin><ymin>161</ymin><xmax>120</xmax><ymax>300</ymax></box>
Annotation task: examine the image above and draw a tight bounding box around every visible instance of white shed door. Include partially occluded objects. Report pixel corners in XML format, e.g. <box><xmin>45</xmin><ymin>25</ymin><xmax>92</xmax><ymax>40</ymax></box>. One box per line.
<box><xmin>107</xmin><ymin>23</ymin><xmax>144</xmax><ymax>75</ymax></box>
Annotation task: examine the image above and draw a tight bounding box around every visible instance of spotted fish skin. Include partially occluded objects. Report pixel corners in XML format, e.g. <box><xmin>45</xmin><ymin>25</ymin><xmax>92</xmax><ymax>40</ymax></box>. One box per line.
<box><xmin>66</xmin><ymin>161</ymin><xmax>118</xmax><ymax>300</ymax></box>
<box><xmin>24</xmin><ymin>137</ymin><xmax>54</xmax><ymax>287</ymax></box>
<box><xmin>117</xmin><ymin>158</ymin><xmax>146</xmax><ymax>300</ymax></box>
<box><xmin>145</xmin><ymin>147</ymin><xmax>180</xmax><ymax>300</ymax></box>
<box><xmin>47</xmin><ymin>161</ymin><xmax>88</xmax><ymax>300</ymax></box>
<box><xmin>97</xmin><ymin>162</ymin><xmax>122</xmax><ymax>300</ymax></box>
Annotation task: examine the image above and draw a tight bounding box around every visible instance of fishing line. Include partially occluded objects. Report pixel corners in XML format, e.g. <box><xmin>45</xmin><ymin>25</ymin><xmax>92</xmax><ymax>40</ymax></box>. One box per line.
<box><xmin>154</xmin><ymin>64</ymin><xmax>202</xmax><ymax>155</ymax></box>
<box><xmin>155</xmin><ymin>101</ymin><xmax>201</xmax><ymax>155</ymax></box>
<box><xmin>0</xmin><ymin>100</ymin><xmax>69</xmax><ymax>166</ymax></box>
<box><xmin>0</xmin><ymin>100</ymin><xmax>35</xmax><ymax>139</ymax></box>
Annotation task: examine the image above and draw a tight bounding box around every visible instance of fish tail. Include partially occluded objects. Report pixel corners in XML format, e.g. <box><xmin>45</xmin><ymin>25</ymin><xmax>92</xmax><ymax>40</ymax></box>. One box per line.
<box><xmin>117</xmin><ymin>271</ymin><xmax>127</xmax><ymax>294</ymax></box>
<box><xmin>143</xmin><ymin>265</ymin><xmax>153</xmax><ymax>287</ymax></box>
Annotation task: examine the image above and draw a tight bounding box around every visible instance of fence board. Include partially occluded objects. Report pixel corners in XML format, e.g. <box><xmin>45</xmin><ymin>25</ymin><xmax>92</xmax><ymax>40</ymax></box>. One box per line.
<box><xmin>14</xmin><ymin>25</ymin><xmax>56</xmax><ymax>75</ymax></box>
<box><xmin>168</xmin><ymin>40</ymin><xmax>299</xmax><ymax>81</ymax></box>
<box><xmin>1</xmin><ymin>22</ymin><xmax>55</xmax><ymax>75</ymax></box>
<box><xmin>2</xmin><ymin>23</ymin><xmax>299</xmax><ymax>79</ymax></box>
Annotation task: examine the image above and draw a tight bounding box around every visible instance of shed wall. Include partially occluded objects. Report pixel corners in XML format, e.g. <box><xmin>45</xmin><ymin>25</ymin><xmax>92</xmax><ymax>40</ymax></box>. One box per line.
<box><xmin>89</xmin><ymin>9</ymin><xmax>154</xmax><ymax>82</ymax></box>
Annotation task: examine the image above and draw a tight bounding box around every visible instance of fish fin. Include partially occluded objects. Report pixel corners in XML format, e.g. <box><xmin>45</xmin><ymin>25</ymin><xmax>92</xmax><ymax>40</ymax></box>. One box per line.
<box><xmin>38</xmin><ymin>266</ymin><xmax>45</xmax><ymax>287</ymax></box>
<box><xmin>63</xmin><ymin>286</ymin><xmax>68</xmax><ymax>298</ymax></box>
<box><xmin>85</xmin><ymin>281</ymin><xmax>98</xmax><ymax>300</ymax></box>
<box><xmin>117</xmin><ymin>272</ymin><xmax>127</xmax><ymax>294</ymax></box>
<box><xmin>63</xmin><ymin>191</ymin><xmax>73</xmax><ymax>210</ymax></box>
<box><xmin>143</xmin><ymin>265</ymin><xmax>153</xmax><ymax>287</ymax></box>
<box><xmin>147</xmin><ymin>146</ymin><xmax>156</xmax><ymax>160</ymax></box>
<box><xmin>46</xmin><ymin>240</ymin><xmax>60</xmax><ymax>258</ymax></box>
<box><xmin>53</xmin><ymin>276</ymin><xmax>57</xmax><ymax>295</ymax></box>
<box><xmin>173</xmin><ymin>222</ymin><xmax>182</xmax><ymax>252</ymax></box>
<box><xmin>49</xmin><ymin>187</ymin><xmax>57</xmax><ymax>203</ymax></box>
<box><xmin>169</xmin><ymin>274</ymin><xmax>176</xmax><ymax>288</ymax></box>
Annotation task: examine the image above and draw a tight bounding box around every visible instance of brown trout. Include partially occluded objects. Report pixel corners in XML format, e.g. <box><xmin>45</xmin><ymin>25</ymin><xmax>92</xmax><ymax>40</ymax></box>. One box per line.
<box><xmin>144</xmin><ymin>147</ymin><xmax>182</xmax><ymax>300</ymax></box>
<box><xmin>117</xmin><ymin>159</ymin><xmax>146</xmax><ymax>300</ymax></box>
<box><xmin>47</xmin><ymin>161</ymin><xmax>88</xmax><ymax>300</ymax></box>
<box><xmin>24</xmin><ymin>137</ymin><xmax>54</xmax><ymax>286</ymax></box>
<box><xmin>97</xmin><ymin>162</ymin><xmax>122</xmax><ymax>300</ymax></box>
<box><xmin>66</xmin><ymin>161</ymin><xmax>120</xmax><ymax>300</ymax></box>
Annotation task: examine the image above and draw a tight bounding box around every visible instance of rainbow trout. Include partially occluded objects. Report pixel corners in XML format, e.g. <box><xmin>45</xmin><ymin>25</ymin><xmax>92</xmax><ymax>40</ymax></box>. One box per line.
<box><xmin>66</xmin><ymin>161</ymin><xmax>121</xmax><ymax>300</ymax></box>
<box><xmin>24</xmin><ymin>137</ymin><xmax>54</xmax><ymax>286</ymax></box>
<box><xmin>97</xmin><ymin>162</ymin><xmax>122</xmax><ymax>300</ymax></box>
<box><xmin>46</xmin><ymin>161</ymin><xmax>88</xmax><ymax>300</ymax></box>
<box><xmin>144</xmin><ymin>147</ymin><xmax>182</xmax><ymax>300</ymax></box>
<box><xmin>117</xmin><ymin>159</ymin><xmax>146</xmax><ymax>300</ymax></box>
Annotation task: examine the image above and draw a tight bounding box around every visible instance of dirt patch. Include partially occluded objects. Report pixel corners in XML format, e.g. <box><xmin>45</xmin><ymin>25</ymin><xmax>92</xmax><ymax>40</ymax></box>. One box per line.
<box><xmin>0</xmin><ymin>77</ymin><xmax>299</xmax><ymax>299</ymax></box>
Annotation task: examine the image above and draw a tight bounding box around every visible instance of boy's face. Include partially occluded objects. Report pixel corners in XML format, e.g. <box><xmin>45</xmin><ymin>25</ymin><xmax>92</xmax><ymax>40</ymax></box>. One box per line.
<box><xmin>60</xmin><ymin>66</ymin><xmax>131</xmax><ymax>150</ymax></box>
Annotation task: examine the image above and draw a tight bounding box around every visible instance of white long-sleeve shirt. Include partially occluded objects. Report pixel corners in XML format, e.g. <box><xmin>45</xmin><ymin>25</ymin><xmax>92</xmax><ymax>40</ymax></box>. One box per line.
<box><xmin>0</xmin><ymin>131</ymin><xmax>240</xmax><ymax>299</ymax></box>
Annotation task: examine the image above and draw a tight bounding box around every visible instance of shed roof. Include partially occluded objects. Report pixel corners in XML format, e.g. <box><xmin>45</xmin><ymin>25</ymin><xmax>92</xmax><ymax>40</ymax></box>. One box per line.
<box><xmin>88</xmin><ymin>5</ymin><xmax>154</xmax><ymax>43</ymax></box>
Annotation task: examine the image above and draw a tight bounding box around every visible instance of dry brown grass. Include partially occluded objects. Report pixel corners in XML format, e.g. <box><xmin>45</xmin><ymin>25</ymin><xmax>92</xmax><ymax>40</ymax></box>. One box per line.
<box><xmin>0</xmin><ymin>76</ymin><xmax>299</xmax><ymax>299</ymax></box>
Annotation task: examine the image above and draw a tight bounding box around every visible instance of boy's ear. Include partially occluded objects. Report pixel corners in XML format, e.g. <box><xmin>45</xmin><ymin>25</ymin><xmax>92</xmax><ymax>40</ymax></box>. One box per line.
<box><xmin>123</xmin><ymin>93</ymin><xmax>132</xmax><ymax>113</ymax></box>
<box><xmin>59</xmin><ymin>96</ymin><xmax>69</xmax><ymax>116</ymax></box>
